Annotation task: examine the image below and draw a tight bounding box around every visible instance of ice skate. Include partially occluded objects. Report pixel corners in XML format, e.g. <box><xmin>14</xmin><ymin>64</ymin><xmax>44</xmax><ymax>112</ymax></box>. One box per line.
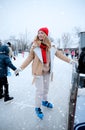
<box><xmin>0</xmin><ymin>94</ymin><xmax>4</xmax><ymax>99</ymax></box>
<box><xmin>35</xmin><ymin>107</ymin><xmax>44</xmax><ymax>119</ymax></box>
<box><xmin>42</xmin><ymin>101</ymin><xmax>53</xmax><ymax>108</ymax></box>
<box><xmin>4</xmin><ymin>96</ymin><xmax>14</xmax><ymax>102</ymax></box>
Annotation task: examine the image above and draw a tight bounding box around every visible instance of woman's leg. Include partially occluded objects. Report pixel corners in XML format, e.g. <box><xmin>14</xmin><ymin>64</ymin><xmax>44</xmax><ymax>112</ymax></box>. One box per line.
<box><xmin>35</xmin><ymin>76</ymin><xmax>44</xmax><ymax>119</ymax></box>
<box><xmin>43</xmin><ymin>73</ymin><xmax>50</xmax><ymax>101</ymax></box>
<box><xmin>0</xmin><ymin>78</ymin><xmax>4</xmax><ymax>98</ymax></box>
<box><xmin>42</xmin><ymin>73</ymin><xmax>53</xmax><ymax>108</ymax></box>
<box><xmin>35</xmin><ymin>76</ymin><xmax>43</xmax><ymax>108</ymax></box>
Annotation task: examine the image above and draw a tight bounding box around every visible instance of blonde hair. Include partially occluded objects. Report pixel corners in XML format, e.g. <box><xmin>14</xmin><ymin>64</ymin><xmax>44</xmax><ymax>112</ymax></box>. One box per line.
<box><xmin>33</xmin><ymin>34</ymin><xmax>51</xmax><ymax>49</ymax></box>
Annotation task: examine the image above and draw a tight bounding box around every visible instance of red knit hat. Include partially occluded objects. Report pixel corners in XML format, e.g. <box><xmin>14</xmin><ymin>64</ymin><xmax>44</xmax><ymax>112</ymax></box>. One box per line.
<box><xmin>38</xmin><ymin>27</ymin><xmax>49</xmax><ymax>36</ymax></box>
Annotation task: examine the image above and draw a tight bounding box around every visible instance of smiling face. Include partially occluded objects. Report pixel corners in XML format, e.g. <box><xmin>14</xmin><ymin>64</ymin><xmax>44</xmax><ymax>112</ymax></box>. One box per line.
<box><xmin>38</xmin><ymin>30</ymin><xmax>46</xmax><ymax>41</ymax></box>
<box><xmin>34</xmin><ymin>29</ymin><xmax>51</xmax><ymax>48</ymax></box>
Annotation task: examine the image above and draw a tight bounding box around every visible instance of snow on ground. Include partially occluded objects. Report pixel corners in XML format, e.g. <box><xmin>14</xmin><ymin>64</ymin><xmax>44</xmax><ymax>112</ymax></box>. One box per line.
<box><xmin>0</xmin><ymin>52</ymin><xmax>72</xmax><ymax>130</ymax></box>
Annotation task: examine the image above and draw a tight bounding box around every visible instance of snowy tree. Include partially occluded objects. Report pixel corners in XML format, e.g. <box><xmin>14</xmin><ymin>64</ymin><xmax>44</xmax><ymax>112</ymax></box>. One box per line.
<box><xmin>61</xmin><ymin>32</ymin><xmax>71</xmax><ymax>49</ymax></box>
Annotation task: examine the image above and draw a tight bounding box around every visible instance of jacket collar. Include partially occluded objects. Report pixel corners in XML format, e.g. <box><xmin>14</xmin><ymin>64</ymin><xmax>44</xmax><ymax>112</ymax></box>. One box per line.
<box><xmin>34</xmin><ymin>47</ymin><xmax>43</xmax><ymax>63</ymax></box>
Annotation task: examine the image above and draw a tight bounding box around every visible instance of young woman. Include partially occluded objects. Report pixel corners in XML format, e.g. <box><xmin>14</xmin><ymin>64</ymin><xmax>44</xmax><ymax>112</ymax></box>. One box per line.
<box><xmin>15</xmin><ymin>27</ymin><xmax>73</xmax><ymax>119</ymax></box>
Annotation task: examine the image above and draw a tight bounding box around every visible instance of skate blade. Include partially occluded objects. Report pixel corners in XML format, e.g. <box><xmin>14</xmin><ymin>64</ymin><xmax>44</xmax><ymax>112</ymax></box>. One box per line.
<box><xmin>4</xmin><ymin>99</ymin><xmax>14</xmax><ymax>104</ymax></box>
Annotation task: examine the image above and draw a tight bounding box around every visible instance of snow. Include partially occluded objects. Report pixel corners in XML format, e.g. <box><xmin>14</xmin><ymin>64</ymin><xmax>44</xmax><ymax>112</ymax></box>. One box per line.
<box><xmin>0</xmin><ymin>52</ymin><xmax>73</xmax><ymax>130</ymax></box>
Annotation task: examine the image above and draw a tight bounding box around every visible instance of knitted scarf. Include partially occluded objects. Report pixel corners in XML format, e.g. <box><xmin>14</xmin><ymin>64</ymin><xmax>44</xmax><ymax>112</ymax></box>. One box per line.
<box><xmin>40</xmin><ymin>43</ymin><xmax>47</xmax><ymax>64</ymax></box>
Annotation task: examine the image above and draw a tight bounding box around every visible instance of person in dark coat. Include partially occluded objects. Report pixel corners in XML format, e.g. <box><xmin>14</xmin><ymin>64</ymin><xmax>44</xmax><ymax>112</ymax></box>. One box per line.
<box><xmin>78</xmin><ymin>47</ymin><xmax>85</xmax><ymax>73</ymax></box>
<box><xmin>0</xmin><ymin>44</ymin><xmax>18</xmax><ymax>102</ymax></box>
<box><xmin>78</xmin><ymin>47</ymin><xmax>85</xmax><ymax>88</ymax></box>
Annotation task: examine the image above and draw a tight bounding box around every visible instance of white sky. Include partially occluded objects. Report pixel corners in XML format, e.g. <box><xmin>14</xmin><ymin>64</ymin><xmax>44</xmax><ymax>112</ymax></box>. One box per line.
<box><xmin>0</xmin><ymin>0</ymin><xmax>85</xmax><ymax>40</ymax></box>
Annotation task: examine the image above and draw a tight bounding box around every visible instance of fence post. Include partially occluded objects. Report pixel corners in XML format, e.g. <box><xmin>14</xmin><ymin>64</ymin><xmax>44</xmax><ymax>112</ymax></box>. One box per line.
<box><xmin>68</xmin><ymin>63</ymin><xmax>79</xmax><ymax>130</ymax></box>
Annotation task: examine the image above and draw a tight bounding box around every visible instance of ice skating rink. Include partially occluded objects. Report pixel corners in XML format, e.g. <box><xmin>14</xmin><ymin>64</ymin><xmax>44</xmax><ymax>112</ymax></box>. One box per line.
<box><xmin>0</xmin><ymin>52</ymin><xmax>72</xmax><ymax>130</ymax></box>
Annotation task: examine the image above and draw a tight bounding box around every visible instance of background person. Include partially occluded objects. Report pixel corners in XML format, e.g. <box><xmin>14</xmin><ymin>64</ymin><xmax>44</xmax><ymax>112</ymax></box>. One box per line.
<box><xmin>0</xmin><ymin>44</ymin><xmax>18</xmax><ymax>102</ymax></box>
<box><xmin>7</xmin><ymin>42</ymin><xmax>16</xmax><ymax>60</ymax></box>
<box><xmin>6</xmin><ymin>42</ymin><xmax>16</xmax><ymax>76</ymax></box>
<box><xmin>78</xmin><ymin>47</ymin><xmax>85</xmax><ymax>88</ymax></box>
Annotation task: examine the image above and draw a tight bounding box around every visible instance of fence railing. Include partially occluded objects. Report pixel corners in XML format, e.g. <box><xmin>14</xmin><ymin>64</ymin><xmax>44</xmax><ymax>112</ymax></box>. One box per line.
<box><xmin>68</xmin><ymin>62</ymin><xmax>79</xmax><ymax>130</ymax></box>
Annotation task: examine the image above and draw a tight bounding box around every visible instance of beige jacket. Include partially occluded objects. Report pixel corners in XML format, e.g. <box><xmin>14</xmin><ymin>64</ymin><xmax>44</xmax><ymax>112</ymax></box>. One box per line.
<box><xmin>20</xmin><ymin>45</ymin><xmax>71</xmax><ymax>77</ymax></box>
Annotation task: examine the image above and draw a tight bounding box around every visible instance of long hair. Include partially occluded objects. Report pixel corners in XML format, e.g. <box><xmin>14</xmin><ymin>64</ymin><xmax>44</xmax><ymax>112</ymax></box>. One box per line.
<box><xmin>33</xmin><ymin>34</ymin><xmax>51</xmax><ymax>49</ymax></box>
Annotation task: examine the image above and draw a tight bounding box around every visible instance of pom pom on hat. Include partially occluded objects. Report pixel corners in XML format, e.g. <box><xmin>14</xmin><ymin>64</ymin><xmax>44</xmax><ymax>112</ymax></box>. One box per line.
<box><xmin>38</xmin><ymin>27</ymin><xmax>49</xmax><ymax>36</ymax></box>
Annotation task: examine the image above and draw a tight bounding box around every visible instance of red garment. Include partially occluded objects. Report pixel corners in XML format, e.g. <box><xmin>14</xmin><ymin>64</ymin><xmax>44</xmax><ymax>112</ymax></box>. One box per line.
<box><xmin>38</xmin><ymin>27</ymin><xmax>49</xmax><ymax>36</ymax></box>
<box><xmin>40</xmin><ymin>43</ymin><xmax>47</xmax><ymax>64</ymax></box>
